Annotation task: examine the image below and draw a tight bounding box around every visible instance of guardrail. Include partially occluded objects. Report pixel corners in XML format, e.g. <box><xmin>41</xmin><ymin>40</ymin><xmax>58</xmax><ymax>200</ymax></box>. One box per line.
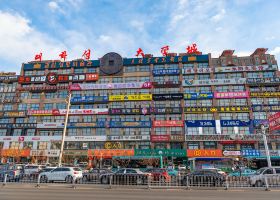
<box><xmin>1</xmin><ymin>173</ymin><xmax>280</xmax><ymax>190</ymax></box>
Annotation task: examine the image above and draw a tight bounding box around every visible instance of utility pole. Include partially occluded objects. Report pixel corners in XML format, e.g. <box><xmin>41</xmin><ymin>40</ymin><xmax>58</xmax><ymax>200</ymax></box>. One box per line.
<box><xmin>58</xmin><ymin>92</ymin><xmax>72</xmax><ymax>167</ymax></box>
<box><xmin>260</xmin><ymin>124</ymin><xmax>272</xmax><ymax>168</ymax></box>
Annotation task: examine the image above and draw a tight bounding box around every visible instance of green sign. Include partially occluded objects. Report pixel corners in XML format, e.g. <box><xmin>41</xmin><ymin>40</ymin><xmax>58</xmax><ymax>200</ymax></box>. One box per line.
<box><xmin>134</xmin><ymin>149</ymin><xmax>187</xmax><ymax>157</ymax></box>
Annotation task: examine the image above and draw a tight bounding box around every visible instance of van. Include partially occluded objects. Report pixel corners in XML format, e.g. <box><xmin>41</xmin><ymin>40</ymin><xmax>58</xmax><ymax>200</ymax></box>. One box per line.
<box><xmin>249</xmin><ymin>166</ymin><xmax>280</xmax><ymax>187</ymax></box>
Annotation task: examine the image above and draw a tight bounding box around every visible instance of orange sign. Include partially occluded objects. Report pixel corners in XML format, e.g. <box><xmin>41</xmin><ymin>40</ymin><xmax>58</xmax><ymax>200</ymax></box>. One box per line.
<box><xmin>1</xmin><ymin>149</ymin><xmax>31</xmax><ymax>157</ymax></box>
<box><xmin>187</xmin><ymin>149</ymin><xmax>222</xmax><ymax>157</ymax></box>
<box><xmin>88</xmin><ymin>149</ymin><xmax>134</xmax><ymax>158</ymax></box>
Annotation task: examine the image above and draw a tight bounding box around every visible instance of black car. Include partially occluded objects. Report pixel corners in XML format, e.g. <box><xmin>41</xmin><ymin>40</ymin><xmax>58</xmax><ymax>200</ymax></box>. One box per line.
<box><xmin>99</xmin><ymin>168</ymin><xmax>151</xmax><ymax>185</ymax></box>
<box><xmin>182</xmin><ymin>170</ymin><xmax>225</xmax><ymax>187</ymax></box>
<box><xmin>82</xmin><ymin>168</ymin><xmax>112</xmax><ymax>182</ymax></box>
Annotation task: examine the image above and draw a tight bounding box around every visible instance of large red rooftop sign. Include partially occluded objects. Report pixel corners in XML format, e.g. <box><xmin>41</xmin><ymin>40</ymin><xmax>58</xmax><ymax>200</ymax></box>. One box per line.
<box><xmin>269</xmin><ymin>112</ymin><xmax>280</xmax><ymax>132</ymax></box>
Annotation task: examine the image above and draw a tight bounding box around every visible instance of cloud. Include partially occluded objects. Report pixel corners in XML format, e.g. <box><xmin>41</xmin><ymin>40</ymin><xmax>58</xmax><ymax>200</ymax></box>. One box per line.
<box><xmin>211</xmin><ymin>9</ymin><xmax>226</xmax><ymax>22</ymax></box>
<box><xmin>265</xmin><ymin>36</ymin><xmax>275</xmax><ymax>41</ymax></box>
<box><xmin>271</xmin><ymin>47</ymin><xmax>280</xmax><ymax>56</ymax></box>
<box><xmin>48</xmin><ymin>1</ymin><xmax>59</xmax><ymax>12</ymax></box>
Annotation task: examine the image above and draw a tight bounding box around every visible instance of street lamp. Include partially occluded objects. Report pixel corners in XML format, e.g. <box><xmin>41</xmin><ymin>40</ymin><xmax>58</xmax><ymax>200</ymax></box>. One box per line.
<box><xmin>58</xmin><ymin>92</ymin><xmax>72</xmax><ymax>167</ymax></box>
<box><xmin>259</xmin><ymin>124</ymin><xmax>272</xmax><ymax>168</ymax></box>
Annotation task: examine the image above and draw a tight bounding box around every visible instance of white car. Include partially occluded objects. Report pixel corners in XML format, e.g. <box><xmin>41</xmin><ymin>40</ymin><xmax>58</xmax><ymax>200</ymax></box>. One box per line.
<box><xmin>249</xmin><ymin>167</ymin><xmax>280</xmax><ymax>187</ymax></box>
<box><xmin>24</xmin><ymin>165</ymin><xmax>43</xmax><ymax>175</ymax></box>
<box><xmin>39</xmin><ymin>167</ymin><xmax>83</xmax><ymax>183</ymax></box>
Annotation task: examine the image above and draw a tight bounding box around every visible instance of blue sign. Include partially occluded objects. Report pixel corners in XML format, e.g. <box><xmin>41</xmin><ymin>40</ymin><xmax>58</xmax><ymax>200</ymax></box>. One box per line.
<box><xmin>220</xmin><ymin>120</ymin><xmax>250</xmax><ymax>127</ymax></box>
<box><xmin>184</xmin><ymin>92</ymin><xmax>213</xmax><ymax>99</ymax></box>
<box><xmin>152</xmin><ymin>69</ymin><xmax>180</xmax><ymax>76</ymax></box>
<box><xmin>71</xmin><ymin>96</ymin><xmax>108</xmax><ymax>103</ymax></box>
<box><xmin>110</xmin><ymin>121</ymin><xmax>151</xmax><ymax>128</ymax></box>
<box><xmin>185</xmin><ymin>120</ymin><xmax>216</xmax><ymax>127</ymax></box>
<box><xmin>241</xmin><ymin>150</ymin><xmax>261</xmax><ymax>157</ymax></box>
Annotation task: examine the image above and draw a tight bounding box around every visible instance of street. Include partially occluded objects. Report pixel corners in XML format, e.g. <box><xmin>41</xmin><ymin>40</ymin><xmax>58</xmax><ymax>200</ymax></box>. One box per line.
<box><xmin>0</xmin><ymin>186</ymin><xmax>280</xmax><ymax>200</ymax></box>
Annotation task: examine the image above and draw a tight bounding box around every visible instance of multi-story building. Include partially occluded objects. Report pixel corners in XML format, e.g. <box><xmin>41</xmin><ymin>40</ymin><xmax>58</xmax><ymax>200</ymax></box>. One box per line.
<box><xmin>0</xmin><ymin>48</ymin><xmax>279</xmax><ymax>169</ymax></box>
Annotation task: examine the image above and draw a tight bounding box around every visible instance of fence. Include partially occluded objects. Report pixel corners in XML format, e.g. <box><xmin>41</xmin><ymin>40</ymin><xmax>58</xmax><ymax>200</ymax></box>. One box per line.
<box><xmin>1</xmin><ymin>173</ymin><xmax>280</xmax><ymax>190</ymax></box>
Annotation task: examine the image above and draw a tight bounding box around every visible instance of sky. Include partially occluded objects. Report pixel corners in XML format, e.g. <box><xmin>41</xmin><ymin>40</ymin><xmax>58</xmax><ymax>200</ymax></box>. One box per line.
<box><xmin>0</xmin><ymin>0</ymin><xmax>279</xmax><ymax>73</ymax></box>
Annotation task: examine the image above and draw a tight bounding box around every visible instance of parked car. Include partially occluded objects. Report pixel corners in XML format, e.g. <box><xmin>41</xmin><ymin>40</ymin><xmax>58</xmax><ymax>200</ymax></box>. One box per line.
<box><xmin>166</xmin><ymin>168</ymin><xmax>179</xmax><ymax>176</ymax></box>
<box><xmin>39</xmin><ymin>167</ymin><xmax>83</xmax><ymax>183</ymax></box>
<box><xmin>182</xmin><ymin>169</ymin><xmax>226</xmax><ymax>186</ymax></box>
<box><xmin>178</xmin><ymin>164</ymin><xmax>187</xmax><ymax>171</ymax></box>
<box><xmin>0</xmin><ymin>164</ymin><xmax>24</xmax><ymax>182</ymax></box>
<box><xmin>203</xmin><ymin>168</ymin><xmax>227</xmax><ymax>176</ymax></box>
<box><xmin>144</xmin><ymin>168</ymin><xmax>171</xmax><ymax>182</ymax></box>
<box><xmin>228</xmin><ymin>168</ymin><xmax>256</xmax><ymax>177</ymax></box>
<box><xmin>99</xmin><ymin>168</ymin><xmax>151</xmax><ymax>185</ymax></box>
<box><xmin>82</xmin><ymin>168</ymin><xmax>112</xmax><ymax>182</ymax></box>
<box><xmin>24</xmin><ymin>165</ymin><xmax>44</xmax><ymax>176</ymax></box>
<box><xmin>249</xmin><ymin>167</ymin><xmax>280</xmax><ymax>187</ymax></box>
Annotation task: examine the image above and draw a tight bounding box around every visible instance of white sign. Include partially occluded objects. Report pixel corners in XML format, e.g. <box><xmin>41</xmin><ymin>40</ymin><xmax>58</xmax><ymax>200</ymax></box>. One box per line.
<box><xmin>0</xmin><ymin>136</ymin><xmax>61</xmax><ymax>142</ymax></box>
<box><xmin>215</xmin><ymin>65</ymin><xmax>277</xmax><ymax>73</ymax></box>
<box><xmin>182</xmin><ymin>67</ymin><xmax>213</xmax><ymax>74</ymax></box>
<box><xmin>58</xmin><ymin>109</ymin><xmax>108</xmax><ymax>115</ymax></box>
<box><xmin>223</xmin><ymin>151</ymin><xmax>241</xmax><ymax>156</ymax></box>
<box><xmin>37</xmin><ymin>123</ymin><xmax>64</xmax><ymax>129</ymax></box>
<box><xmin>183</xmin><ymin>78</ymin><xmax>246</xmax><ymax>86</ymax></box>
<box><xmin>65</xmin><ymin>136</ymin><xmax>107</xmax><ymax>141</ymax></box>
<box><xmin>30</xmin><ymin>150</ymin><xmax>60</xmax><ymax>157</ymax></box>
<box><xmin>107</xmin><ymin>135</ymin><xmax>150</xmax><ymax>141</ymax></box>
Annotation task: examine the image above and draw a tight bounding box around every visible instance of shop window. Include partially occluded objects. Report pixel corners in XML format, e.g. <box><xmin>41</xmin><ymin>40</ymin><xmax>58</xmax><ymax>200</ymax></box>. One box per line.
<box><xmin>187</xmin><ymin>142</ymin><xmax>200</xmax><ymax>149</ymax></box>
<box><xmin>23</xmin><ymin>142</ymin><xmax>33</xmax><ymax>149</ymax></box>
<box><xmin>51</xmin><ymin>142</ymin><xmax>61</xmax><ymax>149</ymax></box>
<box><xmin>223</xmin><ymin>144</ymin><xmax>236</xmax><ymax>150</ymax></box>
<box><xmin>240</xmin><ymin>144</ymin><xmax>255</xmax><ymax>150</ymax></box>
<box><xmin>204</xmin><ymin>141</ymin><xmax>217</xmax><ymax>149</ymax></box>
<box><xmin>38</xmin><ymin>142</ymin><xmax>48</xmax><ymax>150</ymax></box>
<box><xmin>10</xmin><ymin>142</ymin><xmax>20</xmax><ymax>149</ymax></box>
<box><xmin>154</xmin><ymin>143</ymin><xmax>168</xmax><ymax>149</ymax></box>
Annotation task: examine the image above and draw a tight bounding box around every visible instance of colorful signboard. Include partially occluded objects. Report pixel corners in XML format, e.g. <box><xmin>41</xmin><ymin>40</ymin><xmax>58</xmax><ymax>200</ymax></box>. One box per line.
<box><xmin>37</xmin><ymin>123</ymin><xmax>64</xmax><ymax>129</ymax></box>
<box><xmin>214</xmin><ymin>91</ymin><xmax>249</xmax><ymax>99</ymax></box>
<box><xmin>170</xmin><ymin>135</ymin><xmax>185</xmax><ymax>142</ymax></box>
<box><xmin>30</xmin><ymin>150</ymin><xmax>60</xmax><ymax>157</ymax></box>
<box><xmin>215</xmin><ymin>65</ymin><xmax>276</xmax><ymax>73</ymax></box>
<box><xmin>223</xmin><ymin>151</ymin><xmax>241</xmax><ymax>156</ymax></box>
<box><xmin>187</xmin><ymin>149</ymin><xmax>223</xmax><ymax>157</ymax></box>
<box><xmin>153</xmin><ymin>69</ymin><xmax>180</xmax><ymax>76</ymax></box>
<box><xmin>185</xmin><ymin>120</ymin><xmax>216</xmax><ymax>127</ymax></box>
<box><xmin>220</xmin><ymin>120</ymin><xmax>250</xmax><ymax>127</ymax></box>
<box><xmin>0</xmin><ymin>76</ymin><xmax>18</xmax><ymax>82</ymax></box>
<box><xmin>70</xmin><ymin>81</ymin><xmax>152</xmax><ymax>90</ymax></box>
<box><xmin>109</xmin><ymin>108</ymin><xmax>151</xmax><ymax>115</ymax></box>
<box><xmin>109</xmin><ymin>121</ymin><xmax>151</xmax><ymax>128</ymax></box>
<box><xmin>182</xmin><ymin>67</ymin><xmax>213</xmax><ymax>74</ymax></box>
<box><xmin>269</xmin><ymin>112</ymin><xmax>280</xmax><ymax>131</ymax></box>
<box><xmin>27</xmin><ymin>109</ymin><xmax>108</xmax><ymax>116</ymax></box>
<box><xmin>1</xmin><ymin>149</ymin><xmax>31</xmax><ymax>157</ymax></box>
<box><xmin>153</xmin><ymin>81</ymin><xmax>181</xmax><ymax>88</ymax></box>
<box><xmin>109</xmin><ymin>94</ymin><xmax>152</xmax><ymax>101</ymax></box>
<box><xmin>151</xmin><ymin>135</ymin><xmax>170</xmax><ymax>142</ymax></box>
<box><xmin>185</xmin><ymin>134</ymin><xmax>263</xmax><ymax>141</ymax></box>
<box><xmin>183</xmin><ymin>78</ymin><xmax>246</xmax><ymax>86</ymax></box>
<box><xmin>3</xmin><ymin>111</ymin><xmax>26</xmax><ymax>118</ymax></box>
<box><xmin>184</xmin><ymin>92</ymin><xmax>213</xmax><ymax>99</ymax></box>
<box><xmin>184</xmin><ymin>106</ymin><xmax>250</xmax><ymax>113</ymax></box>
<box><xmin>17</xmin><ymin>85</ymin><xmax>69</xmax><ymax>92</ymax></box>
<box><xmin>241</xmin><ymin>150</ymin><xmax>261</xmax><ymax>157</ymax></box>
<box><xmin>134</xmin><ymin>149</ymin><xmax>187</xmax><ymax>157</ymax></box>
<box><xmin>123</xmin><ymin>55</ymin><xmax>209</xmax><ymax>65</ymax></box>
<box><xmin>247</xmin><ymin>78</ymin><xmax>280</xmax><ymax>85</ymax></box>
<box><xmin>0</xmin><ymin>123</ymin><xmax>37</xmax><ymax>129</ymax></box>
<box><xmin>153</xmin><ymin>120</ymin><xmax>184</xmax><ymax>127</ymax></box>
<box><xmin>0</xmin><ymin>72</ymin><xmax>16</xmax><ymax>76</ymax></box>
<box><xmin>65</xmin><ymin>136</ymin><xmax>107</xmax><ymax>141</ymax></box>
<box><xmin>88</xmin><ymin>149</ymin><xmax>134</xmax><ymax>158</ymax></box>
<box><xmin>67</xmin><ymin>122</ymin><xmax>106</xmax><ymax>128</ymax></box>
<box><xmin>71</xmin><ymin>96</ymin><xmax>109</xmax><ymax>103</ymax></box>
<box><xmin>252</xmin><ymin>105</ymin><xmax>280</xmax><ymax>112</ymax></box>
<box><xmin>152</xmin><ymin>93</ymin><xmax>184</xmax><ymax>101</ymax></box>
<box><xmin>152</xmin><ymin>107</ymin><xmax>182</xmax><ymax>114</ymax></box>
<box><xmin>250</xmin><ymin>92</ymin><xmax>280</xmax><ymax>98</ymax></box>
<box><xmin>107</xmin><ymin>135</ymin><xmax>150</xmax><ymax>141</ymax></box>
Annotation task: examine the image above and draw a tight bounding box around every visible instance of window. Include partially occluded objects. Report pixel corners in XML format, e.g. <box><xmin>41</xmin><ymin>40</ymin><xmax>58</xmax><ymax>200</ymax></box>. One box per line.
<box><xmin>139</xmin><ymin>65</ymin><xmax>150</xmax><ymax>72</ymax></box>
<box><xmin>26</xmin><ymin>129</ymin><xmax>36</xmax><ymax>136</ymax></box>
<box><xmin>74</xmin><ymin>68</ymin><xmax>84</xmax><ymax>74</ymax></box>
<box><xmin>39</xmin><ymin>131</ymin><xmax>50</xmax><ymax>136</ymax></box>
<box><xmin>16</xmin><ymin>118</ymin><xmax>25</xmax><ymax>123</ymax></box>
<box><xmin>251</xmin><ymin>98</ymin><xmax>263</xmax><ymax>105</ymax></box>
<box><xmin>31</xmin><ymin>93</ymin><xmax>40</xmax><ymax>99</ymax></box>
<box><xmin>217</xmin><ymin>99</ymin><xmax>231</xmax><ymax>106</ymax></box>
<box><xmin>223</xmin><ymin>144</ymin><xmax>236</xmax><ymax>150</ymax></box>
<box><xmin>87</xmin><ymin>68</ymin><xmax>97</xmax><ymax>73</ymax></box>
<box><xmin>18</xmin><ymin>104</ymin><xmax>27</xmax><ymax>110</ymax></box>
<box><xmin>197</xmin><ymin>74</ymin><xmax>210</xmax><ymax>80</ymax></box>
<box><xmin>38</xmin><ymin>142</ymin><xmax>48</xmax><ymax>150</ymax></box>
<box><xmin>10</xmin><ymin>142</ymin><xmax>20</xmax><ymax>149</ymax></box>
<box><xmin>221</xmin><ymin>127</ymin><xmax>234</xmax><ymax>134</ymax></box>
<box><xmin>215</xmin><ymin>86</ymin><xmax>229</xmax><ymax>92</ymax></box>
<box><xmin>96</xmin><ymin>128</ymin><xmax>106</xmax><ymax>136</ymax></box>
<box><xmin>68</xmin><ymin>129</ymin><xmax>78</xmax><ymax>136</ymax></box>
<box><xmin>28</xmin><ymin>117</ymin><xmax>37</xmax><ymax>123</ymax></box>
<box><xmin>198</xmin><ymin>86</ymin><xmax>212</xmax><ymax>92</ymax></box>
<box><xmin>30</xmin><ymin>104</ymin><xmax>40</xmax><ymax>110</ymax></box>
<box><xmin>188</xmin><ymin>142</ymin><xmax>200</xmax><ymax>149</ymax></box>
<box><xmin>236</xmin><ymin>113</ymin><xmax>249</xmax><ymax>120</ymax></box>
<box><xmin>58</xmin><ymin>90</ymin><xmax>68</xmax><ymax>98</ymax></box>
<box><xmin>56</xmin><ymin>103</ymin><xmax>66</xmax><ymax>109</ymax></box>
<box><xmin>125</xmin><ymin>66</ymin><xmax>137</xmax><ymax>72</ymax></box>
<box><xmin>232</xmin><ymin>99</ymin><xmax>247</xmax><ymax>106</ymax></box>
<box><xmin>253</xmin><ymin>112</ymin><xmax>267</xmax><ymax>120</ymax></box>
<box><xmin>268</xmin><ymin>98</ymin><xmax>279</xmax><ymax>105</ymax></box>
<box><xmin>41</xmin><ymin>116</ymin><xmax>52</xmax><ymax>122</ymax></box>
<box><xmin>13</xmin><ymin>129</ymin><xmax>22</xmax><ymax>136</ymax></box>
<box><xmin>3</xmin><ymin>104</ymin><xmax>13</xmax><ymax>111</ymax></box>
<box><xmin>215</xmin><ymin>73</ymin><xmax>227</xmax><ymax>79</ymax></box>
<box><xmin>20</xmin><ymin>92</ymin><xmax>29</xmax><ymax>98</ymax></box>
<box><xmin>232</xmin><ymin>85</ymin><xmax>245</xmax><ymax>91</ymax></box>
<box><xmin>82</xmin><ymin>128</ymin><xmax>92</xmax><ymax>136</ymax></box>
<box><xmin>0</xmin><ymin>118</ymin><xmax>11</xmax><ymax>123</ymax></box>
<box><xmin>69</xmin><ymin>116</ymin><xmax>79</xmax><ymax>123</ymax></box>
<box><xmin>263</xmin><ymin>72</ymin><xmax>274</xmax><ymax>78</ymax></box>
<box><xmin>0</xmin><ymin>129</ymin><xmax>7</xmax><ymax>136</ymax></box>
<box><xmin>45</xmin><ymin>93</ymin><xmax>56</xmax><ymax>99</ymax></box>
<box><xmin>44</xmin><ymin>103</ymin><xmax>54</xmax><ymax>110</ymax></box>
<box><xmin>186</xmin><ymin>127</ymin><xmax>198</xmax><ymax>135</ymax></box>
<box><xmin>204</xmin><ymin>142</ymin><xmax>217</xmax><ymax>149</ymax></box>
<box><xmin>229</xmin><ymin>73</ymin><xmax>243</xmax><ymax>78</ymax></box>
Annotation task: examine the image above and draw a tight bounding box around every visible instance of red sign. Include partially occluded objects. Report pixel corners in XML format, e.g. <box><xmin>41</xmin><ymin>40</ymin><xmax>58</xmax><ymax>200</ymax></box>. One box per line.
<box><xmin>187</xmin><ymin>149</ymin><xmax>223</xmax><ymax>157</ymax></box>
<box><xmin>186</xmin><ymin>43</ymin><xmax>202</xmax><ymax>55</ymax></box>
<box><xmin>136</xmin><ymin>48</ymin><xmax>144</xmax><ymax>57</ymax></box>
<box><xmin>153</xmin><ymin>120</ymin><xmax>184</xmax><ymax>127</ymax></box>
<box><xmin>18</xmin><ymin>136</ymin><xmax>25</xmax><ymax>142</ymax></box>
<box><xmin>46</xmin><ymin>72</ymin><xmax>58</xmax><ymax>85</ymax></box>
<box><xmin>34</xmin><ymin>53</ymin><xmax>42</xmax><ymax>61</ymax></box>
<box><xmin>86</xmin><ymin>73</ymin><xmax>99</xmax><ymax>81</ymax></box>
<box><xmin>269</xmin><ymin>112</ymin><xmax>280</xmax><ymax>131</ymax></box>
<box><xmin>59</xmin><ymin>51</ymin><xmax>67</xmax><ymax>61</ymax></box>
<box><xmin>82</xmin><ymin>49</ymin><xmax>91</xmax><ymax>60</ymax></box>
<box><xmin>151</xmin><ymin>135</ymin><xmax>170</xmax><ymax>142</ymax></box>
<box><xmin>161</xmin><ymin>46</ymin><xmax>169</xmax><ymax>56</ymax></box>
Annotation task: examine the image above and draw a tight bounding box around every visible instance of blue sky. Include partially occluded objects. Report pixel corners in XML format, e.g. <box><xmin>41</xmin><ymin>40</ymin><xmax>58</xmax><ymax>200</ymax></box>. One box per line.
<box><xmin>0</xmin><ymin>0</ymin><xmax>279</xmax><ymax>73</ymax></box>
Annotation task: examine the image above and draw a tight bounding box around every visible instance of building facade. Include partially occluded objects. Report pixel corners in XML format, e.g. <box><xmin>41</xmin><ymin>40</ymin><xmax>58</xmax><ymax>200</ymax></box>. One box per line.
<box><xmin>0</xmin><ymin>48</ymin><xmax>279</xmax><ymax>166</ymax></box>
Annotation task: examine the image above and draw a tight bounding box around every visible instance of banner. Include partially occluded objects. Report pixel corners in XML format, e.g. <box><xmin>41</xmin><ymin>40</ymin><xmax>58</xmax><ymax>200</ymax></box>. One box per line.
<box><xmin>17</xmin><ymin>85</ymin><xmax>69</xmax><ymax>92</ymax></box>
<box><xmin>269</xmin><ymin>112</ymin><xmax>280</xmax><ymax>131</ymax></box>
<box><xmin>27</xmin><ymin>109</ymin><xmax>108</xmax><ymax>116</ymax></box>
<box><xmin>170</xmin><ymin>135</ymin><xmax>185</xmax><ymax>142</ymax></box>
<box><xmin>182</xmin><ymin>67</ymin><xmax>213</xmax><ymax>74</ymax></box>
<box><xmin>0</xmin><ymin>76</ymin><xmax>18</xmax><ymax>82</ymax></box>
<box><xmin>187</xmin><ymin>149</ymin><xmax>222</xmax><ymax>157</ymax></box>
<box><xmin>70</xmin><ymin>81</ymin><xmax>152</xmax><ymax>90</ymax></box>
<box><xmin>109</xmin><ymin>94</ymin><xmax>152</xmax><ymax>101</ymax></box>
<box><xmin>1</xmin><ymin>149</ymin><xmax>31</xmax><ymax>157</ymax></box>
<box><xmin>30</xmin><ymin>150</ymin><xmax>60</xmax><ymax>157</ymax></box>
<box><xmin>153</xmin><ymin>81</ymin><xmax>181</xmax><ymax>88</ymax></box>
<box><xmin>153</xmin><ymin>120</ymin><xmax>184</xmax><ymax>127</ymax></box>
<box><xmin>184</xmin><ymin>106</ymin><xmax>250</xmax><ymax>113</ymax></box>
<box><xmin>65</xmin><ymin>136</ymin><xmax>107</xmax><ymax>141</ymax></box>
<box><xmin>151</xmin><ymin>135</ymin><xmax>170</xmax><ymax>142</ymax></box>
<box><xmin>67</xmin><ymin>122</ymin><xmax>106</xmax><ymax>128</ymax></box>
<box><xmin>109</xmin><ymin>121</ymin><xmax>151</xmax><ymax>128</ymax></box>
<box><xmin>152</xmin><ymin>107</ymin><xmax>182</xmax><ymax>114</ymax></box>
<box><xmin>214</xmin><ymin>91</ymin><xmax>249</xmax><ymax>99</ymax></box>
<box><xmin>250</xmin><ymin>92</ymin><xmax>280</xmax><ymax>98</ymax></box>
<box><xmin>215</xmin><ymin>65</ymin><xmax>276</xmax><ymax>73</ymax></box>
<box><xmin>185</xmin><ymin>134</ymin><xmax>263</xmax><ymax>141</ymax></box>
<box><xmin>0</xmin><ymin>72</ymin><xmax>16</xmax><ymax>76</ymax></box>
<box><xmin>71</xmin><ymin>96</ymin><xmax>108</xmax><ymax>103</ymax></box>
<box><xmin>0</xmin><ymin>123</ymin><xmax>37</xmax><ymax>129</ymax></box>
<box><xmin>185</xmin><ymin>120</ymin><xmax>216</xmax><ymax>127</ymax></box>
<box><xmin>109</xmin><ymin>108</ymin><xmax>151</xmax><ymax>115</ymax></box>
<box><xmin>134</xmin><ymin>149</ymin><xmax>187</xmax><ymax>157</ymax></box>
<box><xmin>184</xmin><ymin>92</ymin><xmax>213</xmax><ymax>99</ymax></box>
<box><xmin>220</xmin><ymin>120</ymin><xmax>250</xmax><ymax>127</ymax></box>
<box><xmin>3</xmin><ymin>111</ymin><xmax>26</xmax><ymax>117</ymax></box>
<box><xmin>223</xmin><ymin>151</ymin><xmax>241</xmax><ymax>156</ymax></box>
<box><xmin>252</xmin><ymin>105</ymin><xmax>280</xmax><ymax>112</ymax></box>
<box><xmin>107</xmin><ymin>135</ymin><xmax>150</xmax><ymax>141</ymax></box>
<box><xmin>153</xmin><ymin>69</ymin><xmax>180</xmax><ymax>76</ymax></box>
<box><xmin>89</xmin><ymin>149</ymin><xmax>134</xmax><ymax>158</ymax></box>
<box><xmin>152</xmin><ymin>93</ymin><xmax>183</xmax><ymax>101</ymax></box>
<box><xmin>247</xmin><ymin>77</ymin><xmax>280</xmax><ymax>85</ymax></box>
<box><xmin>241</xmin><ymin>150</ymin><xmax>261</xmax><ymax>157</ymax></box>
<box><xmin>37</xmin><ymin>123</ymin><xmax>64</xmax><ymax>129</ymax></box>
<box><xmin>183</xmin><ymin>78</ymin><xmax>246</xmax><ymax>86</ymax></box>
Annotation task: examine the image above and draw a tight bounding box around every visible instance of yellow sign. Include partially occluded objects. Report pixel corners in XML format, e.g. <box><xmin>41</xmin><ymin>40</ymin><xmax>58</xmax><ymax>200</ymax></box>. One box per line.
<box><xmin>104</xmin><ymin>142</ymin><xmax>122</xmax><ymax>149</ymax></box>
<box><xmin>109</xmin><ymin>94</ymin><xmax>152</xmax><ymax>101</ymax></box>
<box><xmin>250</xmin><ymin>92</ymin><xmax>280</xmax><ymax>98</ymax></box>
<box><xmin>188</xmin><ymin>56</ymin><xmax>197</xmax><ymax>61</ymax></box>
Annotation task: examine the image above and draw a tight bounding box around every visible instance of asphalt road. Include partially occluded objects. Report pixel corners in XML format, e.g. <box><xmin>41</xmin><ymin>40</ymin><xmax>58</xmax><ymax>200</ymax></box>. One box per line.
<box><xmin>0</xmin><ymin>186</ymin><xmax>280</xmax><ymax>200</ymax></box>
